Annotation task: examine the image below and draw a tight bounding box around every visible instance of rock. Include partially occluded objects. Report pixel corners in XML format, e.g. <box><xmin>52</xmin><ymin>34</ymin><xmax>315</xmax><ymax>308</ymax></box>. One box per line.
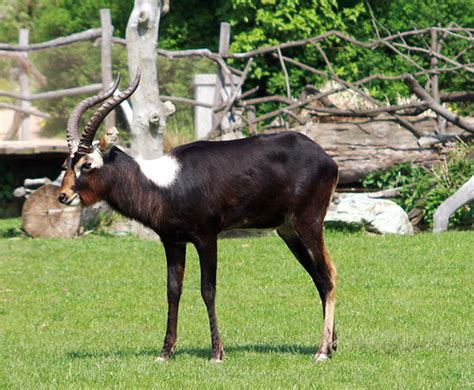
<box><xmin>325</xmin><ymin>194</ymin><xmax>414</xmax><ymax>235</ymax></box>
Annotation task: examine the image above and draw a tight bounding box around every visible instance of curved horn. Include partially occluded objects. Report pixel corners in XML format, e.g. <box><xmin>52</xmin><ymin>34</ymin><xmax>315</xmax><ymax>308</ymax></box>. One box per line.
<box><xmin>66</xmin><ymin>75</ymin><xmax>121</xmax><ymax>155</ymax></box>
<box><xmin>78</xmin><ymin>72</ymin><xmax>141</xmax><ymax>154</ymax></box>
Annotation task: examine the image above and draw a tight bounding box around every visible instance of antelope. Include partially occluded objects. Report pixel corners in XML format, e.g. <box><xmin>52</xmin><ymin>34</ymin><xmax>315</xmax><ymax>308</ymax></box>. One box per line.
<box><xmin>59</xmin><ymin>73</ymin><xmax>339</xmax><ymax>362</ymax></box>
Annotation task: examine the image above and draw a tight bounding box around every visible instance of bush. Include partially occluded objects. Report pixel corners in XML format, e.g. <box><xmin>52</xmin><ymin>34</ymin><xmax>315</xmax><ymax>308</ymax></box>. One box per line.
<box><xmin>0</xmin><ymin>163</ymin><xmax>16</xmax><ymax>204</ymax></box>
<box><xmin>362</xmin><ymin>142</ymin><xmax>474</xmax><ymax>230</ymax></box>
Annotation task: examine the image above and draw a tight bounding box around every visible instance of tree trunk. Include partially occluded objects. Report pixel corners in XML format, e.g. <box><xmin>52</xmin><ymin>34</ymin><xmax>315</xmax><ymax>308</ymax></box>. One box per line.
<box><xmin>18</xmin><ymin>28</ymin><xmax>30</xmax><ymax>140</ymax></box>
<box><xmin>125</xmin><ymin>0</ymin><xmax>176</xmax><ymax>239</ymax></box>
<box><xmin>126</xmin><ymin>0</ymin><xmax>167</xmax><ymax>158</ymax></box>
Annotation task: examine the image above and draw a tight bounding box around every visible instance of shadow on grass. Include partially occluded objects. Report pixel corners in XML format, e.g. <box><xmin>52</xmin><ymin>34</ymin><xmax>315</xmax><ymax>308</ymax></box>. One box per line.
<box><xmin>66</xmin><ymin>344</ymin><xmax>315</xmax><ymax>360</ymax></box>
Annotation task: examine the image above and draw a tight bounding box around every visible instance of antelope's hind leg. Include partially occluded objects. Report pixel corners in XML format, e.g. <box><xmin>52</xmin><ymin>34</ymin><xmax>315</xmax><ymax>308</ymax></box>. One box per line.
<box><xmin>157</xmin><ymin>241</ymin><xmax>186</xmax><ymax>362</ymax></box>
<box><xmin>195</xmin><ymin>235</ymin><xmax>225</xmax><ymax>362</ymax></box>
<box><xmin>277</xmin><ymin>216</ymin><xmax>337</xmax><ymax>362</ymax></box>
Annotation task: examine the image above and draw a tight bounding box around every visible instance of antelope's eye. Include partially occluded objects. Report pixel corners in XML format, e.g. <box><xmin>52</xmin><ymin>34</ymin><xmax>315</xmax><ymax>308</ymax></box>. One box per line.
<box><xmin>82</xmin><ymin>162</ymin><xmax>92</xmax><ymax>172</ymax></box>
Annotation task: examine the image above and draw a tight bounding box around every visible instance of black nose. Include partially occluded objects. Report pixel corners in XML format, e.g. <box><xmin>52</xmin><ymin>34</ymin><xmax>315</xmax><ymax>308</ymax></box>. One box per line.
<box><xmin>58</xmin><ymin>193</ymin><xmax>67</xmax><ymax>204</ymax></box>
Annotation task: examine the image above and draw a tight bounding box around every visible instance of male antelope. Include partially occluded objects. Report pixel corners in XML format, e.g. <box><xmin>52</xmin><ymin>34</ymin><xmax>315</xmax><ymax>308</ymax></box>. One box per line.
<box><xmin>59</xmin><ymin>73</ymin><xmax>339</xmax><ymax>362</ymax></box>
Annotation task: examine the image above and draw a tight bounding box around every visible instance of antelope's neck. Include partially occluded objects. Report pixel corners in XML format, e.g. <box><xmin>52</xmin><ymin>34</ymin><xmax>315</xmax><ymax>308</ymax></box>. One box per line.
<box><xmin>103</xmin><ymin>153</ymin><xmax>181</xmax><ymax>230</ymax></box>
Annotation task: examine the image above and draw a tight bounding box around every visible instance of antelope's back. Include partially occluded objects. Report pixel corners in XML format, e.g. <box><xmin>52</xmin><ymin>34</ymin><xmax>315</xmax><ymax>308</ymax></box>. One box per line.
<box><xmin>167</xmin><ymin>132</ymin><xmax>338</xmax><ymax>230</ymax></box>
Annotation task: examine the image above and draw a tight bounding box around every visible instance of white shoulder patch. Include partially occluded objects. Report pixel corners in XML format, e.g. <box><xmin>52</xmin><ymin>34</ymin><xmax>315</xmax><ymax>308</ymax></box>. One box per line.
<box><xmin>135</xmin><ymin>155</ymin><xmax>180</xmax><ymax>188</ymax></box>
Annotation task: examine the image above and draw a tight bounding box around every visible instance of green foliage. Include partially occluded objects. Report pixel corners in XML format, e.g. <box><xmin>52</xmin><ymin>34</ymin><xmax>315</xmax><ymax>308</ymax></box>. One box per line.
<box><xmin>0</xmin><ymin>163</ymin><xmax>16</xmax><ymax>203</ymax></box>
<box><xmin>363</xmin><ymin>143</ymin><xmax>474</xmax><ymax>229</ymax></box>
<box><xmin>0</xmin><ymin>0</ymin><xmax>133</xmax><ymax>43</ymax></box>
<box><xmin>1</xmin><ymin>0</ymin><xmax>472</xmax><ymax>132</ymax></box>
<box><xmin>353</xmin><ymin>0</ymin><xmax>474</xmax><ymax>103</ymax></box>
<box><xmin>223</xmin><ymin>0</ymin><xmax>366</xmax><ymax>101</ymax></box>
<box><xmin>1</xmin><ymin>230</ymin><xmax>473</xmax><ymax>387</ymax></box>
<box><xmin>0</xmin><ymin>218</ymin><xmax>23</xmax><ymax>238</ymax></box>
<box><xmin>28</xmin><ymin>42</ymin><xmax>129</xmax><ymax>138</ymax></box>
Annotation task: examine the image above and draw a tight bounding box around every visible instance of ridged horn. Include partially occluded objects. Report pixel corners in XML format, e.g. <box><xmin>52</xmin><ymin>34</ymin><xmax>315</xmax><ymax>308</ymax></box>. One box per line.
<box><xmin>66</xmin><ymin>75</ymin><xmax>121</xmax><ymax>155</ymax></box>
<box><xmin>77</xmin><ymin>72</ymin><xmax>141</xmax><ymax>154</ymax></box>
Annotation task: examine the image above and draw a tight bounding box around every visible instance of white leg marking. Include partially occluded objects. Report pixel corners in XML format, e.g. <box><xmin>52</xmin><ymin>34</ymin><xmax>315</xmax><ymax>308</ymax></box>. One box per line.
<box><xmin>135</xmin><ymin>155</ymin><xmax>180</xmax><ymax>188</ymax></box>
<box><xmin>315</xmin><ymin>353</ymin><xmax>329</xmax><ymax>362</ymax></box>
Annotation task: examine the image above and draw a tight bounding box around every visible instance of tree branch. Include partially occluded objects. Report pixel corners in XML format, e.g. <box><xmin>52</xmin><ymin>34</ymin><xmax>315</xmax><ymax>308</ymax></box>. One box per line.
<box><xmin>404</xmin><ymin>74</ymin><xmax>474</xmax><ymax>133</ymax></box>
<box><xmin>0</xmin><ymin>84</ymin><xmax>102</xmax><ymax>101</ymax></box>
<box><xmin>0</xmin><ymin>28</ymin><xmax>102</xmax><ymax>51</ymax></box>
<box><xmin>0</xmin><ymin>103</ymin><xmax>51</xmax><ymax>118</ymax></box>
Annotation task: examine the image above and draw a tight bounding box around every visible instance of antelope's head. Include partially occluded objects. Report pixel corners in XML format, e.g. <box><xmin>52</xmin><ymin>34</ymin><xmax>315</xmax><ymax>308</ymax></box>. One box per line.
<box><xmin>58</xmin><ymin>73</ymin><xmax>140</xmax><ymax>206</ymax></box>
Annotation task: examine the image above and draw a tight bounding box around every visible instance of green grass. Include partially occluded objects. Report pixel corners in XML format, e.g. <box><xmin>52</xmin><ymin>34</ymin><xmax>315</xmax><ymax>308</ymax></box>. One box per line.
<box><xmin>1</xmin><ymin>219</ymin><xmax>473</xmax><ymax>388</ymax></box>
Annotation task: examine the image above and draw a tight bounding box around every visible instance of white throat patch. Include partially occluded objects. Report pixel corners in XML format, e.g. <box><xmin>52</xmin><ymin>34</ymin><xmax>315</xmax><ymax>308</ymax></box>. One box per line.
<box><xmin>135</xmin><ymin>155</ymin><xmax>180</xmax><ymax>188</ymax></box>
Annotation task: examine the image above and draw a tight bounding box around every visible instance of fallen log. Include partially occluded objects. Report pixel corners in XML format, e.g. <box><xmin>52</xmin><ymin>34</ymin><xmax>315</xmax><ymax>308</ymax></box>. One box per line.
<box><xmin>293</xmin><ymin>115</ymin><xmax>469</xmax><ymax>184</ymax></box>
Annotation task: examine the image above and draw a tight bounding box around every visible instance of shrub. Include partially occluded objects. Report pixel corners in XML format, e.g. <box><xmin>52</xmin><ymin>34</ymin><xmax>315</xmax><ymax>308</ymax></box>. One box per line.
<box><xmin>362</xmin><ymin>142</ymin><xmax>474</xmax><ymax>230</ymax></box>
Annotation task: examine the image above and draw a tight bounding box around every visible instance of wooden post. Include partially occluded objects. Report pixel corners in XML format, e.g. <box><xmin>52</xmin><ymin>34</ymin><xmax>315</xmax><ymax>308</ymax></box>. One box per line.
<box><xmin>100</xmin><ymin>8</ymin><xmax>115</xmax><ymax>130</ymax></box>
<box><xmin>19</xmin><ymin>28</ymin><xmax>30</xmax><ymax>140</ymax></box>
<box><xmin>212</xmin><ymin>22</ymin><xmax>231</xmax><ymax>133</ymax></box>
<box><xmin>247</xmin><ymin>105</ymin><xmax>257</xmax><ymax>135</ymax></box>
<box><xmin>430</xmin><ymin>28</ymin><xmax>446</xmax><ymax>134</ymax></box>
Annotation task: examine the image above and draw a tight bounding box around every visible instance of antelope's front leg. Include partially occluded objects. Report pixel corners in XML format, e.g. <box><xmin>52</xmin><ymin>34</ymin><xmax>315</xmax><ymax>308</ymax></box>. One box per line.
<box><xmin>157</xmin><ymin>241</ymin><xmax>186</xmax><ymax>362</ymax></box>
<box><xmin>196</xmin><ymin>235</ymin><xmax>224</xmax><ymax>362</ymax></box>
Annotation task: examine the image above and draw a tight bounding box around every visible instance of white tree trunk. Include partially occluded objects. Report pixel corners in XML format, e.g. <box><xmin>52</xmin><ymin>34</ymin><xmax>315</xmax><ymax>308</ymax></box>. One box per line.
<box><xmin>126</xmin><ymin>0</ymin><xmax>175</xmax><ymax>239</ymax></box>
<box><xmin>126</xmin><ymin>0</ymin><xmax>171</xmax><ymax>158</ymax></box>
<box><xmin>433</xmin><ymin>176</ymin><xmax>474</xmax><ymax>233</ymax></box>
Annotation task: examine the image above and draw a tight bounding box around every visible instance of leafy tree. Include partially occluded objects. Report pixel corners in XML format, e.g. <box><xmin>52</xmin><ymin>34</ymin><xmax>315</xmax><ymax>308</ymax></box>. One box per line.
<box><xmin>216</xmin><ymin>0</ymin><xmax>365</xmax><ymax>99</ymax></box>
<box><xmin>0</xmin><ymin>0</ymin><xmax>472</xmax><ymax>122</ymax></box>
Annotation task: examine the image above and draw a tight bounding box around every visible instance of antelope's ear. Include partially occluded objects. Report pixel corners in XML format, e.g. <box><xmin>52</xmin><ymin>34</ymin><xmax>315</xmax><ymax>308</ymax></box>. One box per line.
<box><xmin>98</xmin><ymin>127</ymin><xmax>119</xmax><ymax>153</ymax></box>
<box><xmin>61</xmin><ymin>159</ymin><xmax>68</xmax><ymax>170</ymax></box>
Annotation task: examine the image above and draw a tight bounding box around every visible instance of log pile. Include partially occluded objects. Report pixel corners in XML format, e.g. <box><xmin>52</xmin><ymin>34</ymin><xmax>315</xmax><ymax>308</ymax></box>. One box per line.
<box><xmin>298</xmin><ymin>115</ymin><xmax>468</xmax><ymax>184</ymax></box>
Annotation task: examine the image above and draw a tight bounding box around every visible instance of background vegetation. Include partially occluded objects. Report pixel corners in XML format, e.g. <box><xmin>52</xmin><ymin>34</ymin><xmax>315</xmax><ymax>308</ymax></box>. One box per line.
<box><xmin>363</xmin><ymin>143</ymin><xmax>474</xmax><ymax>229</ymax></box>
<box><xmin>1</xmin><ymin>220</ymin><xmax>472</xmax><ymax>388</ymax></box>
<box><xmin>0</xmin><ymin>1</ymin><xmax>472</xmax><ymax>221</ymax></box>
<box><xmin>1</xmin><ymin>0</ymin><xmax>473</xmax><ymax>105</ymax></box>
<box><xmin>0</xmin><ymin>0</ymin><xmax>472</xmax><ymax>136</ymax></box>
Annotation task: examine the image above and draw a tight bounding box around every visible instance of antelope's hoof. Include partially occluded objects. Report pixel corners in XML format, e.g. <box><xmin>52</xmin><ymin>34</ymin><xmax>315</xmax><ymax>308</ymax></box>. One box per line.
<box><xmin>314</xmin><ymin>353</ymin><xmax>330</xmax><ymax>363</ymax></box>
<box><xmin>211</xmin><ymin>347</ymin><xmax>225</xmax><ymax>363</ymax></box>
<box><xmin>156</xmin><ymin>354</ymin><xmax>171</xmax><ymax>364</ymax></box>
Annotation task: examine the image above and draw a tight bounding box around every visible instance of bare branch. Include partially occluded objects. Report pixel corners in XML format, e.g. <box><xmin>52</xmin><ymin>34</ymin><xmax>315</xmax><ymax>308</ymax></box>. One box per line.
<box><xmin>440</xmin><ymin>91</ymin><xmax>474</xmax><ymax>103</ymax></box>
<box><xmin>314</xmin><ymin>43</ymin><xmax>423</xmax><ymax>137</ymax></box>
<box><xmin>404</xmin><ymin>74</ymin><xmax>474</xmax><ymax>133</ymax></box>
<box><xmin>306</xmin><ymin>102</ymin><xmax>430</xmax><ymax>117</ymax></box>
<box><xmin>278</xmin><ymin>52</ymin><xmax>472</xmax><ymax>84</ymax></box>
<box><xmin>0</xmin><ymin>103</ymin><xmax>51</xmax><ymax>118</ymax></box>
<box><xmin>224</xmin><ymin>27</ymin><xmax>474</xmax><ymax>59</ymax></box>
<box><xmin>249</xmin><ymin>88</ymin><xmax>346</xmax><ymax>125</ymax></box>
<box><xmin>241</xmin><ymin>95</ymin><xmax>294</xmax><ymax>107</ymax></box>
<box><xmin>0</xmin><ymin>84</ymin><xmax>102</xmax><ymax>101</ymax></box>
<box><xmin>282</xmin><ymin>109</ymin><xmax>306</xmax><ymax>125</ymax></box>
<box><xmin>276</xmin><ymin>48</ymin><xmax>292</xmax><ymax>99</ymax></box>
<box><xmin>159</xmin><ymin>95</ymin><xmax>213</xmax><ymax>108</ymax></box>
<box><xmin>0</xmin><ymin>28</ymin><xmax>102</xmax><ymax>52</ymax></box>
<box><xmin>393</xmin><ymin>41</ymin><xmax>474</xmax><ymax>72</ymax></box>
<box><xmin>0</xmin><ymin>51</ymin><xmax>47</xmax><ymax>85</ymax></box>
<box><xmin>379</xmin><ymin>40</ymin><xmax>426</xmax><ymax>72</ymax></box>
<box><xmin>208</xmin><ymin>58</ymin><xmax>253</xmax><ymax>139</ymax></box>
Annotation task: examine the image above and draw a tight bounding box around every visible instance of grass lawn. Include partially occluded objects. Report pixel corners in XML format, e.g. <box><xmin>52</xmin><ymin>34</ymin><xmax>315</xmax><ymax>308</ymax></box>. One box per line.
<box><xmin>1</xmin><ymin>218</ymin><xmax>473</xmax><ymax>388</ymax></box>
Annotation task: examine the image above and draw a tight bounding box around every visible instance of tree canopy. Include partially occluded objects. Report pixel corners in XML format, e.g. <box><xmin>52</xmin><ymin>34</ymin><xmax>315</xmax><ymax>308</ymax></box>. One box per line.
<box><xmin>1</xmin><ymin>1</ymin><xmax>472</xmax><ymax>109</ymax></box>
